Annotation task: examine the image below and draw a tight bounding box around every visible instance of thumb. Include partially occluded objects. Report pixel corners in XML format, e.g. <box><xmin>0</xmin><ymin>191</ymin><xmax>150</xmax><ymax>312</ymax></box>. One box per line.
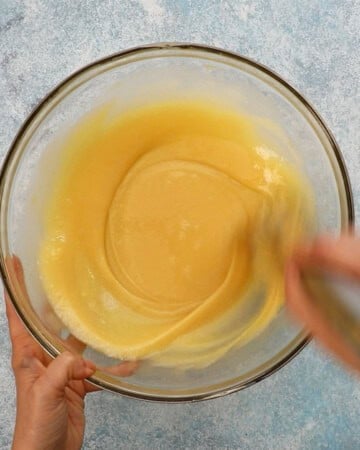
<box><xmin>294</xmin><ymin>233</ymin><xmax>360</xmax><ymax>280</ymax></box>
<box><xmin>39</xmin><ymin>351</ymin><xmax>96</xmax><ymax>395</ymax></box>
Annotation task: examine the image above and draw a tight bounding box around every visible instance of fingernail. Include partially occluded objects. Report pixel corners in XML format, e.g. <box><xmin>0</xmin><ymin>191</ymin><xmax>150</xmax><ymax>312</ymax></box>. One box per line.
<box><xmin>84</xmin><ymin>359</ymin><xmax>96</xmax><ymax>371</ymax></box>
<box><xmin>126</xmin><ymin>361</ymin><xmax>139</xmax><ymax>370</ymax></box>
<box><xmin>84</xmin><ymin>367</ymin><xmax>95</xmax><ymax>377</ymax></box>
<box><xmin>122</xmin><ymin>360</ymin><xmax>139</xmax><ymax>374</ymax></box>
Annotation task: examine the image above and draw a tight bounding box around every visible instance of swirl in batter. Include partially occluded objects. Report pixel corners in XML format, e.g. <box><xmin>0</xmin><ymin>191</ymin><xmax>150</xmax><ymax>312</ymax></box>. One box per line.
<box><xmin>39</xmin><ymin>101</ymin><xmax>313</xmax><ymax>368</ymax></box>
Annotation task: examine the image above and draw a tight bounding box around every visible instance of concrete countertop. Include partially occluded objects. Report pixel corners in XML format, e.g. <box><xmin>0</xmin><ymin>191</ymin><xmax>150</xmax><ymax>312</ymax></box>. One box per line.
<box><xmin>0</xmin><ymin>1</ymin><xmax>359</xmax><ymax>448</ymax></box>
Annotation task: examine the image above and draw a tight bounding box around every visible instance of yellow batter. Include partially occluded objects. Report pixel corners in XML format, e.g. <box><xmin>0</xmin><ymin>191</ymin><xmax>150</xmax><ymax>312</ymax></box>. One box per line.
<box><xmin>39</xmin><ymin>100</ymin><xmax>313</xmax><ymax>368</ymax></box>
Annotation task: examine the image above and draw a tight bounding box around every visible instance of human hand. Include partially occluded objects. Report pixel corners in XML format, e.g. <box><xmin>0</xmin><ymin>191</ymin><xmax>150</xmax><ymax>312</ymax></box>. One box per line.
<box><xmin>5</xmin><ymin>257</ymin><xmax>137</xmax><ymax>450</ymax></box>
<box><xmin>5</xmin><ymin>288</ymin><xmax>96</xmax><ymax>450</ymax></box>
<box><xmin>286</xmin><ymin>232</ymin><xmax>360</xmax><ymax>372</ymax></box>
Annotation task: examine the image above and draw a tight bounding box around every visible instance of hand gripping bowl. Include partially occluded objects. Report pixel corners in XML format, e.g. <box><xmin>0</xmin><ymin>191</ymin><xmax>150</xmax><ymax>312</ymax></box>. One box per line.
<box><xmin>0</xmin><ymin>44</ymin><xmax>353</xmax><ymax>402</ymax></box>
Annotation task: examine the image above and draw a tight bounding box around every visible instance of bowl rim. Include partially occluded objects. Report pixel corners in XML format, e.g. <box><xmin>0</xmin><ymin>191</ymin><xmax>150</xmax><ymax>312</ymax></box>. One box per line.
<box><xmin>0</xmin><ymin>42</ymin><xmax>354</xmax><ymax>402</ymax></box>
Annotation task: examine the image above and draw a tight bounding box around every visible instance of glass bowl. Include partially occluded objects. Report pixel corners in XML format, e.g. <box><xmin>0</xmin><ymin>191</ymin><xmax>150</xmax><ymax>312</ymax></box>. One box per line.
<box><xmin>0</xmin><ymin>43</ymin><xmax>353</xmax><ymax>402</ymax></box>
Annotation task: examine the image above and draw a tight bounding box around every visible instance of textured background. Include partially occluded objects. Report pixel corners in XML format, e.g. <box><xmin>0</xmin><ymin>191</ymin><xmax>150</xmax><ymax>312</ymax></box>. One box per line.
<box><xmin>0</xmin><ymin>1</ymin><xmax>359</xmax><ymax>449</ymax></box>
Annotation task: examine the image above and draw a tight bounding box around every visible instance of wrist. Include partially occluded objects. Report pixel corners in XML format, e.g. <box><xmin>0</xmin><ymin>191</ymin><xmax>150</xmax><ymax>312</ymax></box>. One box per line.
<box><xmin>12</xmin><ymin>436</ymin><xmax>39</xmax><ymax>450</ymax></box>
<box><xmin>12</xmin><ymin>427</ymin><xmax>56</xmax><ymax>450</ymax></box>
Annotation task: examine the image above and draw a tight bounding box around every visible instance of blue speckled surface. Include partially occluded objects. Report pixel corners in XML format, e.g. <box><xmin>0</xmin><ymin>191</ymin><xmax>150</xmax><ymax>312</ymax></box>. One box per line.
<box><xmin>0</xmin><ymin>1</ymin><xmax>359</xmax><ymax>449</ymax></box>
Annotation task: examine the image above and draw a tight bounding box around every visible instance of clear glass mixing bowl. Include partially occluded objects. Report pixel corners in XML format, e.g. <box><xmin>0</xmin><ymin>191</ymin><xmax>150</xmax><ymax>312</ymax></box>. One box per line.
<box><xmin>0</xmin><ymin>44</ymin><xmax>353</xmax><ymax>401</ymax></box>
